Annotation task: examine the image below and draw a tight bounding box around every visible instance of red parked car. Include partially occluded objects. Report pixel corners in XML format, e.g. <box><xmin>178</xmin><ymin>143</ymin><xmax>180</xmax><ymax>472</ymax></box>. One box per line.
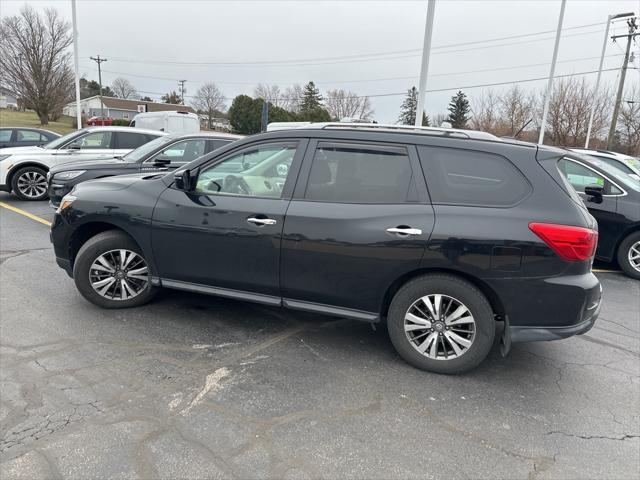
<box><xmin>86</xmin><ymin>116</ymin><xmax>113</xmax><ymax>126</ymax></box>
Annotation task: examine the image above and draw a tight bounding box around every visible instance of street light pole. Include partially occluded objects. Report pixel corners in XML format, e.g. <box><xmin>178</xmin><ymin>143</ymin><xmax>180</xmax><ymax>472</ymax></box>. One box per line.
<box><xmin>538</xmin><ymin>0</ymin><xmax>566</xmax><ymax>145</ymax></box>
<box><xmin>415</xmin><ymin>0</ymin><xmax>436</xmax><ymax>127</ymax></box>
<box><xmin>71</xmin><ymin>0</ymin><xmax>82</xmax><ymax>130</ymax></box>
<box><xmin>585</xmin><ymin>12</ymin><xmax>635</xmax><ymax>148</ymax></box>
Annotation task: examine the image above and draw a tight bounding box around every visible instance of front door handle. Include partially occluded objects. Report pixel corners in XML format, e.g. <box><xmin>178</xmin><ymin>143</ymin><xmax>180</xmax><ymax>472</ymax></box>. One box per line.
<box><xmin>386</xmin><ymin>227</ymin><xmax>422</xmax><ymax>236</ymax></box>
<box><xmin>247</xmin><ymin>217</ymin><xmax>277</xmax><ymax>226</ymax></box>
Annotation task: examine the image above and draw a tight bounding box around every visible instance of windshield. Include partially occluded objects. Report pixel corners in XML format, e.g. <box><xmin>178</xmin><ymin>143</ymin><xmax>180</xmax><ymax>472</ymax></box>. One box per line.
<box><xmin>587</xmin><ymin>157</ymin><xmax>640</xmax><ymax>192</ymax></box>
<box><xmin>43</xmin><ymin>130</ymin><xmax>84</xmax><ymax>149</ymax></box>
<box><xmin>123</xmin><ymin>135</ymin><xmax>175</xmax><ymax>162</ymax></box>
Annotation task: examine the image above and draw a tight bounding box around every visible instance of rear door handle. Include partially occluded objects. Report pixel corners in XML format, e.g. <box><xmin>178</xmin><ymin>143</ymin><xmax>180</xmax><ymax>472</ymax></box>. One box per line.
<box><xmin>386</xmin><ymin>227</ymin><xmax>422</xmax><ymax>235</ymax></box>
<box><xmin>247</xmin><ymin>217</ymin><xmax>277</xmax><ymax>226</ymax></box>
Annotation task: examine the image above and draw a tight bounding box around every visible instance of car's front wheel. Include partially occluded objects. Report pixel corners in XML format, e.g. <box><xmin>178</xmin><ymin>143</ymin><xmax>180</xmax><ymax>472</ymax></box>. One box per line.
<box><xmin>387</xmin><ymin>274</ymin><xmax>495</xmax><ymax>374</ymax></box>
<box><xmin>73</xmin><ymin>230</ymin><xmax>156</xmax><ymax>308</ymax></box>
<box><xmin>11</xmin><ymin>166</ymin><xmax>48</xmax><ymax>201</ymax></box>
<box><xmin>617</xmin><ymin>231</ymin><xmax>640</xmax><ymax>280</ymax></box>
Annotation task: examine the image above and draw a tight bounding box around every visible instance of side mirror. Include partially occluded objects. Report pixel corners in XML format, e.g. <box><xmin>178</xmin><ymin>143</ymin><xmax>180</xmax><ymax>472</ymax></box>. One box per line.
<box><xmin>174</xmin><ymin>168</ymin><xmax>198</xmax><ymax>191</ymax></box>
<box><xmin>153</xmin><ymin>156</ymin><xmax>171</xmax><ymax>166</ymax></box>
<box><xmin>584</xmin><ymin>184</ymin><xmax>604</xmax><ymax>204</ymax></box>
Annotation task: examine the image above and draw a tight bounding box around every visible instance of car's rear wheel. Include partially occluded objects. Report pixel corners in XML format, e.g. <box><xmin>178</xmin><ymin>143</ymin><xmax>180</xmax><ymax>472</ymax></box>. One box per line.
<box><xmin>387</xmin><ymin>274</ymin><xmax>495</xmax><ymax>374</ymax></box>
<box><xmin>617</xmin><ymin>231</ymin><xmax>640</xmax><ymax>280</ymax></box>
<box><xmin>73</xmin><ymin>230</ymin><xmax>156</xmax><ymax>308</ymax></box>
<box><xmin>11</xmin><ymin>166</ymin><xmax>48</xmax><ymax>201</ymax></box>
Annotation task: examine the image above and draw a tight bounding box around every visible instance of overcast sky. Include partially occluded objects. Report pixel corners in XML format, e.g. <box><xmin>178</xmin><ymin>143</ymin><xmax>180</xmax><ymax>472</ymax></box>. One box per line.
<box><xmin>2</xmin><ymin>0</ymin><xmax>639</xmax><ymax>123</ymax></box>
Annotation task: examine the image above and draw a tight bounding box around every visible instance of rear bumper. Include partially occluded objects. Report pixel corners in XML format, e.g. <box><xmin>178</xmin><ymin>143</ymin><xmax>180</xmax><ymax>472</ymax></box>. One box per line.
<box><xmin>489</xmin><ymin>272</ymin><xmax>601</xmax><ymax>343</ymax></box>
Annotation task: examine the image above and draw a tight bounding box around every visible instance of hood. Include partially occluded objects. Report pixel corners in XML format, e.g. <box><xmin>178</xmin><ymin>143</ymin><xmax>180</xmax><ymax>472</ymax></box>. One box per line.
<box><xmin>49</xmin><ymin>158</ymin><xmax>132</xmax><ymax>174</ymax></box>
<box><xmin>75</xmin><ymin>172</ymin><xmax>165</xmax><ymax>193</ymax></box>
<box><xmin>0</xmin><ymin>146</ymin><xmax>45</xmax><ymax>154</ymax></box>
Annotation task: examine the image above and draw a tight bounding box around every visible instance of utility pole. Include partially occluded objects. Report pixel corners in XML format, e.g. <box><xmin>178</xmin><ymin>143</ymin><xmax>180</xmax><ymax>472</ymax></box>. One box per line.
<box><xmin>585</xmin><ymin>12</ymin><xmax>635</xmax><ymax>148</ymax></box>
<box><xmin>178</xmin><ymin>80</ymin><xmax>187</xmax><ymax>105</ymax></box>
<box><xmin>415</xmin><ymin>0</ymin><xmax>436</xmax><ymax>127</ymax></box>
<box><xmin>538</xmin><ymin>0</ymin><xmax>566</xmax><ymax>145</ymax></box>
<box><xmin>607</xmin><ymin>17</ymin><xmax>639</xmax><ymax>150</ymax></box>
<box><xmin>90</xmin><ymin>55</ymin><xmax>107</xmax><ymax>124</ymax></box>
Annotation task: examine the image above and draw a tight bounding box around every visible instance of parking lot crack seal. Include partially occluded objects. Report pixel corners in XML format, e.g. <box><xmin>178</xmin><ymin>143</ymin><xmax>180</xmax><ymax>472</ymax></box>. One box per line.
<box><xmin>546</xmin><ymin>431</ymin><xmax>640</xmax><ymax>441</ymax></box>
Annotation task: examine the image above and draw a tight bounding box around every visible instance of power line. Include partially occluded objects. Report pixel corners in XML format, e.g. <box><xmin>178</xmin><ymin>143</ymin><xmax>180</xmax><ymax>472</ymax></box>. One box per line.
<box><xmin>132</xmin><ymin>67</ymin><xmax>619</xmax><ymax>101</ymax></box>
<box><xmin>99</xmin><ymin>22</ymin><xmax>606</xmax><ymax>68</ymax></box>
<box><xmin>80</xmin><ymin>54</ymin><xmax>623</xmax><ymax>87</ymax></box>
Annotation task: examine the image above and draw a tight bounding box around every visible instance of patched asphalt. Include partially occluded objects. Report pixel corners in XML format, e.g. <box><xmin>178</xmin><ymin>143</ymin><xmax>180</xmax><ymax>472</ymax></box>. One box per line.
<box><xmin>1</xmin><ymin>192</ymin><xmax>638</xmax><ymax>480</ymax></box>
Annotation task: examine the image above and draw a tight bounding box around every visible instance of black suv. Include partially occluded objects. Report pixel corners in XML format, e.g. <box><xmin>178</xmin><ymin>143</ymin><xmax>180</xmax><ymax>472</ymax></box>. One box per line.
<box><xmin>51</xmin><ymin>124</ymin><xmax>601</xmax><ymax>374</ymax></box>
<box><xmin>47</xmin><ymin>132</ymin><xmax>242</xmax><ymax>207</ymax></box>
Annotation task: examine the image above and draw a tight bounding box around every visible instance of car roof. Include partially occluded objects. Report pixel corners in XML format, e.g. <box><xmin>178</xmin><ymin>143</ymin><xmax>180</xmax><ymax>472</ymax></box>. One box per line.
<box><xmin>166</xmin><ymin>132</ymin><xmax>244</xmax><ymax>141</ymax></box>
<box><xmin>568</xmin><ymin>148</ymin><xmax>632</xmax><ymax>160</ymax></box>
<box><xmin>82</xmin><ymin>126</ymin><xmax>168</xmax><ymax>136</ymax></box>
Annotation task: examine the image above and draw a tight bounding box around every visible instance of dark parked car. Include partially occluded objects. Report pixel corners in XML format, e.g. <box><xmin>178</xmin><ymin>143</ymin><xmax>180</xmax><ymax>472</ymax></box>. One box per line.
<box><xmin>47</xmin><ymin>132</ymin><xmax>243</xmax><ymax>207</ymax></box>
<box><xmin>0</xmin><ymin>127</ymin><xmax>60</xmax><ymax>149</ymax></box>
<box><xmin>51</xmin><ymin>124</ymin><xmax>602</xmax><ymax>374</ymax></box>
<box><xmin>557</xmin><ymin>153</ymin><xmax>640</xmax><ymax>279</ymax></box>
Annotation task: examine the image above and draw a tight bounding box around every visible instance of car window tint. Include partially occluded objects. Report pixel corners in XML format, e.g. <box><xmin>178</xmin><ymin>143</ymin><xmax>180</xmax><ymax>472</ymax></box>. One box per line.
<box><xmin>40</xmin><ymin>133</ymin><xmax>49</xmax><ymax>141</ymax></box>
<box><xmin>76</xmin><ymin>131</ymin><xmax>113</xmax><ymax>149</ymax></box>
<box><xmin>16</xmin><ymin>130</ymin><xmax>41</xmax><ymax>141</ymax></box>
<box><xmin>117</xmin><ymin>132</ymin><xmax>152</xmax><ymax>149</ymax></box>
<box><xmin>154</xmin><ymin>139</ymin><xmax>206</xmax><ymax>164</ymax></box>
<box><xmin>304</xmin><ymin>143</ymin><xmax>415</xmax><ymax>204</ymax></box>
<box><xmin>0</xmin><ymin>130</ymin><xmax>11</xmax><ymax>142</ymax></box>
<box><xmin>592</xmin><ymin>155</ymin><xmax>634</xmax><ymax>175</ymax></box>
<box><xmin>195</xmin><ymin>142</ymin><xmax>297</xmax><ymax>198</ymax></box>
<box><xmin>208</xmin><ymin>139</ymin><xmax>232</xmax><ymax>152</ymax></box>
<box><xmin>558</xmin><ymin>159</ymin><xmax>622</xmax><ymax>195</ymax></box>
<box><xmin>417</xmin><ymin>146</ymin><xmax>530</xmax><ymax>207</ymax></box>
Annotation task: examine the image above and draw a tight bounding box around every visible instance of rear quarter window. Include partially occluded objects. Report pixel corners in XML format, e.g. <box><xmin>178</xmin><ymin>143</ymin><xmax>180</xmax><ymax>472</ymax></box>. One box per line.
<box><xmin>417</xmin><ymin>146</ymin><xmax>531</xmax><ymax>207</ymax></box>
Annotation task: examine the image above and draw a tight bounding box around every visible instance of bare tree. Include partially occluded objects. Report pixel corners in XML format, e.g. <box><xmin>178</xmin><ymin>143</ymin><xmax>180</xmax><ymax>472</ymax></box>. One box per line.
<box><xmin>617</xmin><ymin>84</ymin><xmax>640</xmax><ymax>156</ymax></box>
<box><xmin>192</xmin><ymin>82</ymin><xmax>226</xmax><ymax>129</ymax></box>
<box><xmin>325</xmin><ymin>89</ymin><xmax>373</xmax><ymax>120</ymax></box>
<box><xmin>499</xmin><ymin>85</ymin><xmax>536</xmax><ymax>137</ymax></box>
<box><xmin>253</xmin><ymin>84</ymin><xmax>283</xmax><ymax>108</ymax></box>
<box><xmin>0</xmin><ymin>6</ymin><xmax>73</xmax><ymax>125</ymax></box>
<box><xmin>111</xmin><ymin>77</ymin><xmax>138</xmax><ymax>99</ymax></box>
<box><xmin>470</xmin><ymin>90</ymin><xmax>499</xmax><ymax>132</ymax></box>
<box><xmin>543</xmin><ymin>77</ymin><xmax>611</xmax><ymax>147</ymax></box>
<box><xmin>281</xmin><ymin>84</ymin><xmax>304</xmax><ymax>112</ymax></box>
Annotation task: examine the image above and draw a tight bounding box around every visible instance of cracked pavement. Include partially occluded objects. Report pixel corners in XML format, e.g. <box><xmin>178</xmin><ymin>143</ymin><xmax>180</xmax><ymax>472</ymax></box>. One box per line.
<box><xmin>1</xmin><ymin>194</ymin><xmax>639</xmax><ymax>479</ymax></box>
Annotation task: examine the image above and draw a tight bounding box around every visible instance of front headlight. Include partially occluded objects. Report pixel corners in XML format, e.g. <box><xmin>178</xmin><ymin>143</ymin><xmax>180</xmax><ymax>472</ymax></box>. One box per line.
<box><xmin>0</xmin><ymin>155</ymin><xmax>12</xmax><ymax>162</ymax></box>
<box><xmin>54</xmin><ymin>170</ymin><xmax>86</xmax><ymax>180</ymax></box>
<box><xmin>57</xmin><ymin>194</ymin><xmax>77</xmax><ymax>213</ymax></box>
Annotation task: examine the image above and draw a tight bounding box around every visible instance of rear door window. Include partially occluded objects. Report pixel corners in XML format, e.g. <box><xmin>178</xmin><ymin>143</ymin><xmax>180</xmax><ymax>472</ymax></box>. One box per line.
<box><xmin>417</xmin><ymin>146</ymin><xmax>531</xmax><ymax>207</ymax></box>
<box><xmin>304</xmin><ymin>142</ymin><xmax>417</xmax><ymax>204</ymax></box>
<box><xmin>16</xmin><ymin>130</ymin><xmax>42</xmax><ymax>142</ymax></box>
<box><xmin>117</xmin><ymin>131</ymin><xmax>153</xmax><ymax>149</ymax></box>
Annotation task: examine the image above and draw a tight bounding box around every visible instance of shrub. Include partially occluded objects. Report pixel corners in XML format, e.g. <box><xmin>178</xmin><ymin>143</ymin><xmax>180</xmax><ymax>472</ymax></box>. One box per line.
<box><xmin>111</xmin><ymin>119</ymin><xmax>132</xmax><ymax>126</ymax></box>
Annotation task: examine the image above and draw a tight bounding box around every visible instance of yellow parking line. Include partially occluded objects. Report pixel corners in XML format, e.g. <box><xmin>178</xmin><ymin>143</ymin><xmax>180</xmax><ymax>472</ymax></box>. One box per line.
<box><xmin>592</xmin><ymin>268</ymin><xmax>620</xmax><ymax>273</ymax></box>
<box><xmin>0</xmin><ymin>202</ymin><xmax>52</xmax><ymax>227</ymax></box>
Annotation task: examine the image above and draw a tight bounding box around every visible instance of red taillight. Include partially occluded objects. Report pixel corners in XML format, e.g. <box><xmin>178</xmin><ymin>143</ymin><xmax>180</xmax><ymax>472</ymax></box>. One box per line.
<box><xmin>529</xmin><ymin>223</ymin><xmax>598</xmax><ymax>262</ymax></box>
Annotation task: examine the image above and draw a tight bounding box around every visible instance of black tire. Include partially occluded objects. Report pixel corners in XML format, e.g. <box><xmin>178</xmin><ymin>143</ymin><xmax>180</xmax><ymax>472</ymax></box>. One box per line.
<box><xmin>387</xmin><ymin>274</ymin><xmax>495</xmax><ymax>374</ymax></box>
<box><xmin>617</xmin><ymin>231</ymin><xmax>640</xmax><ymax>280</ymax></box>
<box><xmin>73</xmin><ymin>230</ymin><xmax>156</xmax><ymax>308</ymax></box>
<box><xmin>11</xmin><ymin>166</ymin><xmax>48</xmax><ymax>201</ymax></box>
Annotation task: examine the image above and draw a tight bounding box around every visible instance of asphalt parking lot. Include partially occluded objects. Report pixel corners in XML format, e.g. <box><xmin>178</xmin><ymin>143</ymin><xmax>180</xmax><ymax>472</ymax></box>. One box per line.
<box><xmin>0</xmin><ymin>192</ymin><xmax>638</xmax><ymax>480</ymax></box>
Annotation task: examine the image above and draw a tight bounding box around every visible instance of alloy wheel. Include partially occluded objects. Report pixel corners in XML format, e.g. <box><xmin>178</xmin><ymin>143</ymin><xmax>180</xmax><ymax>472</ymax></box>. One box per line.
<box><xmin>89</xmin><ymin>249</ymin><xmax>149</xmax><ymax>300</ymax></box>
<box><xmin>628</xmin><ymin>241</ymin><xmax>640</xmax><ymax>273</ymax></box>
<box><xmin>17</xmin><ymin>171</ymin><xmax>47</xmax><ymax>199</ymax></box>
<box><xmin>404</xmin><ymin>294</ymin><xmax>476</xmax><ymax>360</ymax></box>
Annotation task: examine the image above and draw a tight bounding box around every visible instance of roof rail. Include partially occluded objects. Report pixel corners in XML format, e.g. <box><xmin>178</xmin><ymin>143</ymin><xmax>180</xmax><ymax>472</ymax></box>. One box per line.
<box><xmin>298</xmin><ymin>122</ymin><xmax>499</xmax><ymax>141</ymax></box>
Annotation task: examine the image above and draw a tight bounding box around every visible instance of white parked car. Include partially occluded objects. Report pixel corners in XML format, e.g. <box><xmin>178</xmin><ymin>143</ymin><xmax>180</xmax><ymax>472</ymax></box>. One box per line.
<box><xmin>569</xmin><ymin>148</ymin><xmax>640</xmax><ymax>182</ymax></box>
<box><xmin>130</xmin><ymin>111</ymin><xmax>200</xmax><ymax>134</ymax></box>
<box><xmin>0</xmin><ymin>126</ymin><xmax>165</xmax><ymax>200</ymax></box>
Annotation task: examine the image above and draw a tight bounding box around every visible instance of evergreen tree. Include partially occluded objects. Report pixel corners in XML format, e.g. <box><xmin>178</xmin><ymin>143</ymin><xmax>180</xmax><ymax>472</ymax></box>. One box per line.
<box><xmin>447</xmin><ymin>90</ymin><xmax>471</xmax><ymax>129</ymax></box>
<box><xmin>300</xmin><ymin>81</ymin><xmax>323</xmax><ymax>112</ymax></box>
<box><xmin>397</xmin><ymin>87</ymin><xmax>429</xmax><ymax>126</ymax></box>
<box><xmin>161</xmin><ymin>90</ymin><xmax>182</xmax><ymax>104</ymax></box>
